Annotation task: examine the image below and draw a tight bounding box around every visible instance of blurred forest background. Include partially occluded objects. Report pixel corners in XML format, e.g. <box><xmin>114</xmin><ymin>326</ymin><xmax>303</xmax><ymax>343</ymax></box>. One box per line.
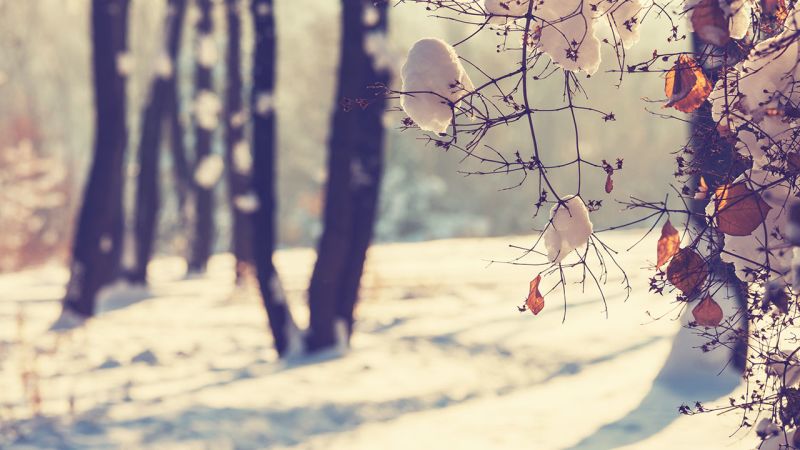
<box><xmin>0</xmin><ymin>0</ymin><xmax>685</xmax><ymax>274</ymax></box>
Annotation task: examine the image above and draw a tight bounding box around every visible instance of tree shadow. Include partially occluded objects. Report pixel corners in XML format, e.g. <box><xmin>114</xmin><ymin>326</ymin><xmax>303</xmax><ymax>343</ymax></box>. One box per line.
<box><xmin>562</xmin><ymin>326</ymin><xmax>741</xmax><ymax>450</ymax></box>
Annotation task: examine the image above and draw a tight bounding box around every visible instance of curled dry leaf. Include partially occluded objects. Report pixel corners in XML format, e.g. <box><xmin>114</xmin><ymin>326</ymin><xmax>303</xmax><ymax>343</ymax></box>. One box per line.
<box><xmin>713</xmin><ymin>183</ymin><xmax>771</xmax><ymax>236</ymax></box>
<box><xmin>666</xmin><ymin>248</ymin><xmax>708</xmax><ymax>294</ymax></box>
<box><xmin>526</xmin><ymin>274</ymin><xmax>545</xmax><ymax>315</ymax></box>
<box><xmin>656</xmin><ymin>220</ymin><xmax>680</xmax><ymax>268</ymax></box>
<box><xmin>692</xmin><ymin>295</ymin><xmax>723</xmax><ymax>327</ymax></box>
<box><xmin>690</xmin><ymin>0</ymin><xmax>730</xmax><ymax>46</ymax></box>
<box><xmin>604</xmin><ymin>173</ymin><xmax>614</xmax><ymax>193</ymax></box>
<box><xmin>665</xmin><ymin>54</ymin><xmax>712</xmax><ymax>113</ymax></box>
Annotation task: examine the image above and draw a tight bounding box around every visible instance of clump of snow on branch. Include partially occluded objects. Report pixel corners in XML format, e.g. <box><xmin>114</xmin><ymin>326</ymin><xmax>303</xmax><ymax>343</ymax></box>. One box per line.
<box><xmin>193</xmin><ymin>90</ymin><xmax>222</xmax><ymax>130</ymax></box>
<box><xmin>234</xmin><ymin>192</ymin><xmax>259</xmax><ymax>213</ymax></box>
<box><xmin>116</xmin><ymin>52</ymin><xmax>135</xmax><ymax>76</ymax></box>
<box><xmin>543</xmin><ymin>196</ymin><xmax>593</xmax><ymax>263</ymax></box>
<box><xmin>197</xmin><ymin>34</ymin><xmax>218</xmax><ymax>68</ymax></box>
<box><xmin>536</xmin><ymin>0</ymin><xmax>603</xmax><ymax>74</ymax></box>
<box><xmin>232</xmin><ymin>140</ymin><xmax>252</xmax><ymax>175</ymax></box>
<box><xmin>194</xmin><ymin>154</ymin><xmax>224</xmax><ymax>189</ymax></box>
<box><xmin>602</xmin><ymin>0</ymin><xmax>643</xmax><ymax>49</ymax></box>
<box><xmin>400</xmin><ymin>38</ymin><xmax>474</xmax><ymax>134</ymax></box>
<box><xmin>484</xmin><ymin>0</ymin><xmax>642</xmax><ymax>74</ymax></box>
<box><xmin>255</xmin><ymin>91</ymin><xmax>274</xmax><ymax>117</ymax></box>
<box><xmin>364</xmin><ymin>31</ymin><xmax>397</xmax><ymax>74</ymax></box>
<box><xmin>155</xmin><ymin>52</ymin><xmax>173</xmax><ymax>79</ymax></box>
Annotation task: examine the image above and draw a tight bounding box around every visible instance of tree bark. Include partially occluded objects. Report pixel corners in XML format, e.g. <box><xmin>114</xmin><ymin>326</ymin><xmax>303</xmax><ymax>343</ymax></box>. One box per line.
<box><xmin>251</xmin><ymin>0</ymin><xmax>299</xmax><ymax>357</ymax></box>
<box><xmin>188</xmin><ymin>0</ymin><xmax>216</xmax><ymax>273</ymax></box>
<box><xmin>62</xmin><ymin>0</ymin><xmax>131</xmax><ymax>317</ymax></box>
<box><xmin>225</xmin><ymin>0</ymin><xmax>254</xmax><ymax>282</ymax></box>
<box><xmin>130</xmin><ymin>0</ymin><xmax>188</xmax><ymax>284</ymax></box>
<box><xmin>305</xmin><ymin>0</ymin><xmax>390</xmax><ymax>351</ymax></box>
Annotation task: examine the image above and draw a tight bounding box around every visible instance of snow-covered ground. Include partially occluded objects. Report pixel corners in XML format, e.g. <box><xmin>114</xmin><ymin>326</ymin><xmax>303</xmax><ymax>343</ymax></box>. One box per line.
<box><xmin>0</xmin><ymin>232</ymin><xmax>758</xmax><ymax>449</ymax></box>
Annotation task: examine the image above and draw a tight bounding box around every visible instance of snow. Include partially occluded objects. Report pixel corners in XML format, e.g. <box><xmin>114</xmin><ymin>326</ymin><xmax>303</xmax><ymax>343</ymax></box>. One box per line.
<box><xmin>362</xmin><ymin>4</ymin><xmax>380</xmax><ymax>27</ymax></box>
<box><xmin>155</xmin><ymin>52</ymin><xmax>173</xmax><ymax>79</ymax></box>
<box><xmin>605</xmin><ymin>0</ymin><xmax>643</xmax><ymax>49</ymax></box>
<box><xmin>232</xmin><ymin>140</ymin><xmax>252</xmax><ymax>175</ymax></box>
<box><xmin>254</xmin><ymin>91</ymin><xmax>274</xmax><ymax>117</ymax></box>
<box><xmin>400</xmin><ymin>38</ymin><xmax>474</xmax><ymax>134</ymax></box>
<box><xmin>233</xmin><ymin>193</ymin><xmax>260</xmax><ymax>213</ymax></box>
<box><xmin>193</xmin><ymin>154</ymin><xmax>224</xmax><ymax>189</ymax></box>
<box><xmin>537</xmin><ymin>0</ymin><xmax>602</xmax><ymax>75</ymax></box>
<box><xmin>542</xmin><ymin>196</ymin><xmax>593</xmax><ymax>263</ymax></box>
<box><xmin>197</xmin><ymin>34</ymin><xmax>218</xmax><ymax>68</ymax></box>
<box><xmin>115</xmin><ymin>52</ymin><xmax>134</xmax><ymax>76</ymax></box>
<box><xmin>192</xmin><ymin>90</ymin><xmax>222</xmax><ymax>130</ymax></box>
<box><xmin>0</xmin><ymin>232</ymin><xmax>759</xmax><ymax>449</ymax></box>
<box><xmin>364</xmin><ymin>31</ymin><xmax>395</xmax><ymax>74</ymax></box>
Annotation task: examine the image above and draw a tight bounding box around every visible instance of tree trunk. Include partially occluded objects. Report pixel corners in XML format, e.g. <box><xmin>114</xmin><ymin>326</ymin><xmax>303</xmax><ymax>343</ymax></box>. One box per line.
<box><xmin>305</xmin><ymin>0</ymin><xmax>390</xmax><ymax>351</ymax></box>
<box><xmin>251</xmin><ymin>0</ymin><xmax>300</xmax><ymax>357</ymax></box>
<box><xmin>225</xmin><ymin>0</ymin><xmax>254</xmax><ymax>282</ymax></box>
<box><xmin>62</xmin><ymin>0</ymin><xmax>131</xmax><ymax>317</ymax></box>
<box><xmin>166</xmin><ymin>75</ymin><xmax>191</xmax><ymax>234</ymax></box>
<box><xmin>688</xmin><ymin>35</ymin><xmax>749</xmax><ymax>371</ymax></box>
<box><xmin>188</xmin><ymin>0</ymin><xmax>217</xmax><ymax>273</ymax></box>
<box><xmin>130</xmin><ymin>0</ymin><xmax>188</xmax><ymax>284</ymax></box>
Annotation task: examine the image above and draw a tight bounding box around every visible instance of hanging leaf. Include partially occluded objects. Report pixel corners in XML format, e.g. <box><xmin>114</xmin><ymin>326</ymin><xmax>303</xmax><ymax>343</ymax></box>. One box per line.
<box><xmin>692</xmin><ymin>295</ymin><xmax>723</xmax><ymax>327</ymax></box>
<box><xmin>657</xmin><ymin>220</ymin><xmax>680</xmax><ymax>268</ymax></box>
<box><xmin>691</xmin><ymin>0</ymin><xmax>730</xmax><ymax>46</ymax></box>
<box><xmin>605</xmin><ymin>173</ymin><xmax>614</xmax><ymax>193</ymax></box>
<box><xmin>664</xmin><ymin>54</ymin><xmax>712</xmax><ymax>113</ymax></box>
<box><xmin>667</xmin><ymin>248</ymin><xmax>708</xmax><ymax>294</ymax></box>
<box><xmin>713</xmin><ymin>183</ymin><xmax>771</xmax><ymax>236</ymax></box>
<box><xmin>526</xmin><ymin>274</ymin><xmax>545</xmax><ymax>315</ymax></box>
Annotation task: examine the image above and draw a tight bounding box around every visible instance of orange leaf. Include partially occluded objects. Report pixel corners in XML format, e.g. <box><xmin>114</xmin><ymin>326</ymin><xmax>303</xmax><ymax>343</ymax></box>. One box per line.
<box><xmin>605</xmin><ymin>173</ymin><xmax>614</xmax><ymax>193</ymax></box>
<box><xmin>763</xmin><ymin>0</ymin><xmax>787</xmax><ymax>15</ymax></box>
<box><xmin>526</xmin><ymin>274</ymin><xmax>545</xmax><ymax>315</ymax></box>
<box><xmin>713</xmin><ymin>183</ymin><xmax>771</xmax><ymax>236</ymax></box>
<box><xmin>666</xmin><ymin>248</ymin><xmax>708</xmax><ymax>294</ymax></box>
<box><xmin>691</xmin><ymin>0</ymin><xmax>730</xmax><ymax>46</ymax></box>
<box><xmin>694</xmin><ymin>176</ymin><xmax>709</xmax><ymax>200</ymax></box>
<box><xmin>692</xmin><ymin>295</ymin><xmax>723</xmax><ymax>327</ymax></box>
<box><xmin>664</xmin><ymin>54</ymin><xmax>712</xmax><ymax>113</ymax></box>
<box><xmin>656</xmin><ymin>220</ymin><xmax>680</xmax><ymax>268</ymax></box>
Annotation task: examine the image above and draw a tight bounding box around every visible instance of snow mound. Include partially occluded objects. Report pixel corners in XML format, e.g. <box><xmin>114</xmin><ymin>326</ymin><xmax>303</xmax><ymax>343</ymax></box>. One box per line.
<box><xmin>400</xmin><ymin>38</ymin><xmax>474</xmax><ymax>134</ymax></box>
<box><xmin>543</xmin><ymin>196</ymin><xmax>593</xmax><ymax>263</ymax></box>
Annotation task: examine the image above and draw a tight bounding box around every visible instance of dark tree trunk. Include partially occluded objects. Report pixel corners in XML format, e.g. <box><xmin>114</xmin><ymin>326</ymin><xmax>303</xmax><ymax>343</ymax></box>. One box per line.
<box><xmin>129</xmin><ymin>0</ymin><xmax>188</xmax><ymax>284</ymax></box>
<box><xmin>62</xmin><ymin>0</ymin><xmax>131</xmax><ymax>317</ymax></box>
<box><xmin>225</xmin><ymin>0</ymin><xmax>254</xmax><ymax>282</ymax></box>
<box><xmin>688</xmin><ymin>35</ymin><xmax>749</xmax><ymax>372</ymax></box>
<box><xmin>188</xmin><ymin>0</ymin><xmax>216</xmax><ymax>273</ymax></box>
<box><xmin>305</xmin><ymin>0</ymin><xmax>390</xmax><ymax>351</ymax></box>
<box><xmin>166</xmin><ymin>76</ymin><xmax>191</xmax><ymax>229</ymax></box>
<box><xmin>251</xmin><ymin>0</ymin><xmax>299</xmax><ymax>357</ymax></box>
